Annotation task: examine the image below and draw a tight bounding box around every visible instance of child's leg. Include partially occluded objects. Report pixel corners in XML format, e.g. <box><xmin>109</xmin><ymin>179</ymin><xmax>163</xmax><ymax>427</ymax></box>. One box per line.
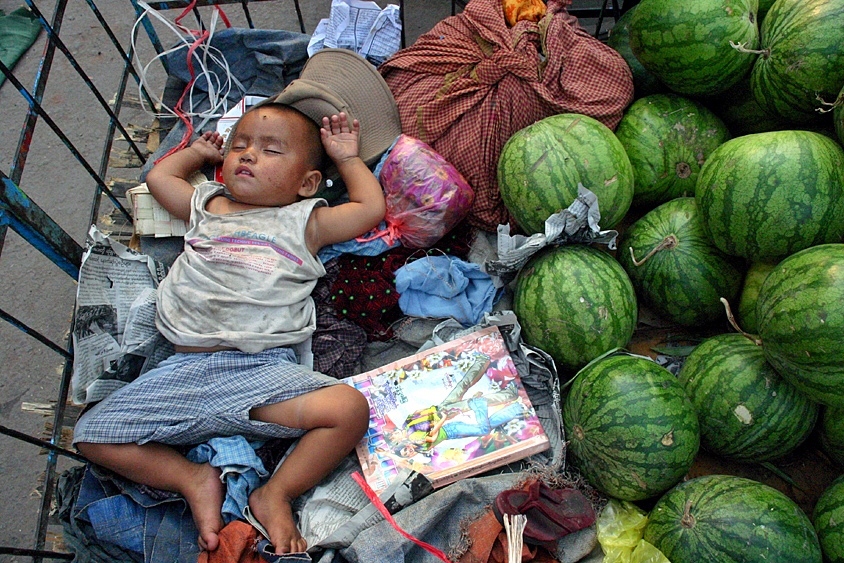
<box><xmin>76</xmin><ymin>441</ymin><xmax>225</xmax><ymax>551</ymax></box>
<box><xmin>247</xmin><ymin>383</ymin><xmax>369</xmax><ymax>554</ymax></box>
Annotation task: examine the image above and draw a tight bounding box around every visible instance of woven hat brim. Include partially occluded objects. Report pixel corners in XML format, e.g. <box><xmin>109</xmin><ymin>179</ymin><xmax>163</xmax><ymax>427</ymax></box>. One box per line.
<box><xmin>268</xmin><ymin>48</ymin><xmax>401</xmax><ymax>166</ymax></box>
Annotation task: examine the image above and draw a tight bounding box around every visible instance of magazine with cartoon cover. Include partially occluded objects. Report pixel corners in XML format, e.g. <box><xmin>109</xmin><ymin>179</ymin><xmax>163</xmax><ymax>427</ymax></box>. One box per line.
<box><xmin>343</xmin><ymin>325</ymin><xmax>550</xmax><ymax>494</ymax></box>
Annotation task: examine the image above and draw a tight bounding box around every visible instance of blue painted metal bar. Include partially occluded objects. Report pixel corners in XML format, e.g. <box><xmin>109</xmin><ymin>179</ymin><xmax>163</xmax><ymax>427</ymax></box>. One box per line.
<box><xmin>0</xmin><ymin>307</ymin><xmax>72</xmax><ymax>359</ymax></box>
<box><xmin>0</xmin><ymin>171</ymin><xmax>83</xmax><ymax>279</ymax></box>
<box><xmin>23</xmin><ymin>0</ymin><xmax>146</xmax><ymax>163</ymax></box>
<box><xmin>8</xmin><ymin>0</ymin><xmax>68</xmax><ymax>186</ymax></box>
<box><xmin>0</xmin><ymin>59</ymin><xmax>133</xmax><ymax>224</ymax></box>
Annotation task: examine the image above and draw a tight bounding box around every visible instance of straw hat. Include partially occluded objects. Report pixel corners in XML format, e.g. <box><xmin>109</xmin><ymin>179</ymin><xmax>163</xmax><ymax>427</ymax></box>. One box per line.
<box><xmin>266</xmin><ymin>48</ymin><xmax>401</xmax><ymax>173</ymax></box>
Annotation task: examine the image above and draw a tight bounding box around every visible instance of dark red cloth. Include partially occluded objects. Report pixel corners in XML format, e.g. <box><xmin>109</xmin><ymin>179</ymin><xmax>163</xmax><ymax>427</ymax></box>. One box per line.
<box><xmin>379</xmin><ymin>0</ymin><xmax>633</xmax><ymax>232</ymax></box>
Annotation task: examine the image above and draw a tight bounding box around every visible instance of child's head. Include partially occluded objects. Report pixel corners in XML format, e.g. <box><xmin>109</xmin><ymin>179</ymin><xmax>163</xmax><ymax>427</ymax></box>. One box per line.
<box><xmin>221</xmin><ymin>103</ymin><xmax>326</xmax><ymax>207</ymax></box>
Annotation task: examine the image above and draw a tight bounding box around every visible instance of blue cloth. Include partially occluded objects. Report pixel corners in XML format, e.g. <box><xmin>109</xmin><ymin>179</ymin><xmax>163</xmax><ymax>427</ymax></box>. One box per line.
<box><xmin>394</xmin><ymin>255</ymin><xmax>497</xmax><ymax>327</ymax></box>
<box><xmin>73</xmin><ymin>465</ymin><xmax>199</xmax><ymax>563</ymax></box>
<box><xmin>187</xmin><ymin>436</ymin><xmax>269</xmax><ymax>525</ymax></box>
<box><xmin>317</xmin><ymin>220</ymin><xmax>400</xmax><ymax>263</ymax></box>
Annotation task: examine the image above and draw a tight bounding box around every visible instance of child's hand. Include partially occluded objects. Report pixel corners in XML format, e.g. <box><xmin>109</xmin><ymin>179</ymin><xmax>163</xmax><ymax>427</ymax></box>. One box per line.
<box><xmin>320</xmin><ymin>113</ymin><xmax>361</xmax><ymax>165</ymax></box>
<box><xmin>190</xmin><ymin>131</ymin><xmax>225</xmax><ymax>166</ymax></box>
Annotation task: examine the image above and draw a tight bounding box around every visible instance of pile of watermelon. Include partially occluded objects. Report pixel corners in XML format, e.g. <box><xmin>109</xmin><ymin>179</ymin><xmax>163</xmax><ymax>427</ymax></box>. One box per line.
<box><xmin>493</xmin><ymin>0</ymin><xmax>844</xmax><ymax>560</ymax></box>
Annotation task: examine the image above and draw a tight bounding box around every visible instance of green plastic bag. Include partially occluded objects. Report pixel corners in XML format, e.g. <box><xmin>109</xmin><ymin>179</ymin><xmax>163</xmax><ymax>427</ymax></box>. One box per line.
<box><xmin>596</xmin><ymin>499</ymin><xmax>670</xmax><ymax>563</ymax></box>
<box><xmin>0</xmin><ymin>7</ymin><xmax>42</xmax><ymax>87</ymax></box>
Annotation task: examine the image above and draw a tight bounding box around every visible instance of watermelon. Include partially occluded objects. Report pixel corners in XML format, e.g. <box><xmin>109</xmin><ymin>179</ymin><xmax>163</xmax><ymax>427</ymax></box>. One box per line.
<box><xmin>513</xmin><ymin>245</ymin><xmax>637</xmax><ymax>372</ymax></box>
<box><xmin>695</xmin><ymin>130</ymin><xmax>844</xmax><ymax>262</ymax></box>
<box><xmin>819</xmin><ymin>406</ymin><xmax>844</xmax><ymax>467</ymax></box>
<box><xmin>835</xmin><ymin>85</ymin><xmax>844</xmax><ymax>147</ymax></box>
<box><xmin>616</xmin><ymin>197</ymin><xmax>744</xmax><ymax>326</ymax></box>
<box><xmin>628</xmin><ymin>0</ymin><xmax>759</xmax><ymax>96</ymax></box>
<box><xmin>756</xmin><ymin>0</ymin><xmax>775</xmax><ymax>20</ymax></box>
<box><xmin>605</xmin><ymin>6</ymin><xmax>665</xmax><ymax>97</ymax></box>
<box><xmin>615</xmin><ymin>94</ymin><xmax>730</xmax><ymax>207</ymax></box>
<box><xmin>814</xmin><ymin>475</ymin><xmax>844</xmax><ymax>563</ymax></box>
<box><xmin>736</xmin><ymin>260</ymin><xmax>777</xmax><ymax>335</ymax></box>
<box><xmin>497</xmin><ymin>113</ymin><xmax>634</xmax><ymax>235</ymax></box>
<box><xmin>644</xmin><ymin>474</ymin><xmax>822</xmax><ymax>563</ymax></box>
<box><xmin>564</xmin><ymin>353</ymin><xmax>699</xmax><ymax>501</ymax></box>
<box><xmin>750</xmin><ymin>0</ymin><xmax>844</xmax><ymax>123</ymax></box>
<box><xmin>703</xmin><ymin>78</ymin><xmax>789</xmax><ymax>137</ymax></box>
<box><xmin>756</xmin><ymin>244</ymin><xmax>844</xmax><ymax>407</ymax></box>
<box><xmin>677</xmin><ymin>333</ymin><xmax>818</xmax><ymax>462</ymax></box>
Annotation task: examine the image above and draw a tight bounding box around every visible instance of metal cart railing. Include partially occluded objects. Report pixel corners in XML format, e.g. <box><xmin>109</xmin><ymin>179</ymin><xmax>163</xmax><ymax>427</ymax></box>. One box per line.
<box><xmin>0</xmin><ymin>1</ymin><xmax>627</xmax><ymax>560</ymax></box>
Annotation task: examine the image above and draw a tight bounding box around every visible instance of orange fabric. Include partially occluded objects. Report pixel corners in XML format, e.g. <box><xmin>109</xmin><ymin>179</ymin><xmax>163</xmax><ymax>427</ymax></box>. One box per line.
<box><xmin>197</xmin><ymin>520</ymin><xmax>262</xmax><ymax>563</ymax></box>
<box><xmin>503</xmin><ymin>0</ymin><xmax>546</xmax><ymax>25</ymax></box>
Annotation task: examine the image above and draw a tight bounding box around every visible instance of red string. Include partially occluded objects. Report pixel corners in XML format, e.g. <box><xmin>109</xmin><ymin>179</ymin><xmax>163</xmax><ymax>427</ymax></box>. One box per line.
<box><xmin>154</xmin><ymin>0</ymin><xmax>231</xmax><ymax>164</ymax></box>
<box><xmin>351</xmin><ymin>472</ymin><xmax>454</xmax><ymax>563</ymax></box>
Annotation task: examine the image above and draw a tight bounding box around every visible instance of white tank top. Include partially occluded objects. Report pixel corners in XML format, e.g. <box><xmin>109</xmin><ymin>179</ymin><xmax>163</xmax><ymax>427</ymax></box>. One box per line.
<box><xmin>156</xmin><ymin>182</ymin><xmax>327</xmax><ymax>353</ymax></box>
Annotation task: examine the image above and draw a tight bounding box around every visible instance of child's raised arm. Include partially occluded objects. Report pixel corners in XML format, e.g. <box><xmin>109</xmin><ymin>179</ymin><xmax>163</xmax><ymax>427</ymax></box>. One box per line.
<box><xmin>145</xmin><ymin>131</ymin><xmax>224</xmax><ymax>221</ymax></box>
<box><xmin>306</xmin><ymin>113</ymin><xmax>386</xmax><ymax>254</ymax></box>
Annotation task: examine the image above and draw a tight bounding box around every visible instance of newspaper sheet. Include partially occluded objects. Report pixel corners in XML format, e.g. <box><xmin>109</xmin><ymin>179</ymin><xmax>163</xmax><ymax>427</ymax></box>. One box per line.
<box><xmin>308</xmin><ymin>0</ymin><xmax>402</xmax><ymax>66</ymax></box>
<box><xmin>71</xmin><ymin>226</ymin><xmax>171</xmax><ymax>404</ymax></box>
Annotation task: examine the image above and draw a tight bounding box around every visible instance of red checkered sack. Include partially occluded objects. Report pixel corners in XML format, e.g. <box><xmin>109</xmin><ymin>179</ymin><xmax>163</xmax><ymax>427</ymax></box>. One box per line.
<box><xmin>379</xmin><ymin>0</ymin><xmax>633</xmax><ymax>232</ymax></box>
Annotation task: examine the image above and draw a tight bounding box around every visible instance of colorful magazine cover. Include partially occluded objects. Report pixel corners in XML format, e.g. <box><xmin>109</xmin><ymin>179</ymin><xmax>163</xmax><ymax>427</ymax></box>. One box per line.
<box><xmin>343</xmin><ymin>325</ymin><xmax>550</xmax><ymax>494</ymax></box>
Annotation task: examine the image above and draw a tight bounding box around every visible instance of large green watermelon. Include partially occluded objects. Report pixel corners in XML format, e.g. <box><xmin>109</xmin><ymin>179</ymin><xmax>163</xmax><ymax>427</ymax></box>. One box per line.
<box><xmin>819</xmin><ymin>406</ymin><xmax>844</xmax><ymax>466</ymax></box>
<box><xmin>750</xmin><ymin>0</ymin><xmax>844</xmax><ymax>123</ymax></box>
<box><xmin>835</xmin><ymin>85</ymin><xmax>844</xmax><ymax>147</ymax></box>
<box><xmin>497</xmin><ymin>114</ymin><xmax>634</xmax><ymax>235</ymax></box>
<box><xmin>814</xmin><ymin>475</ymin><xmax>844</xmax><ymax>563</ymax></box>
<box><xmin>615</xmin><ymin>94</ymin><xmax>730</xmax><ymax>207</ymax></box>
<box><xmin>513</xmin><ymin>245</ymin><xmax>637</xmax><ymax>373</ymax></box>
<box><xmin>736</xmin><ymin>260</ymin><xmax>777</xmax><ymax>335</ymax></box>
<box><xmin>644</xmin><ymin>475</ymin><xmax>822</xmax><ymax>563</ymax></box>
<box><xmin>677</xmin><ymin>333</ymin><xmax>818</xmax><ymax>462</ymax></box>
<box><xmin>756</xmin><ymin>244</ymin><xmax>844</xmax><ymax>407</ymax></box>
<box><xmin>616</xmin><ymin>197</ymin><xmax>743</xmax><ymax>326</ymax></box>
<box><xmin>605</xmin><ymin>6</ymin><xmax>664</xmax><ymax>97</ymax></box>
<box><xmin>564</xmin><ymin>353</ymin><xmax>699</xmax><ymax>501</ymax></box>
<box><xmin>695</xmin><ymin>130</ymin><xmax>844</xmax><ymax>262</ymax></box>
<box><xmin>628</xmin><ymin>0</ymin><xmax>759</xmax><ymax>96</ymax></box>
<box><xmin>703</xmin><ymin>78</ymin><xmax>789</xmax><ymax>137</ymax></box>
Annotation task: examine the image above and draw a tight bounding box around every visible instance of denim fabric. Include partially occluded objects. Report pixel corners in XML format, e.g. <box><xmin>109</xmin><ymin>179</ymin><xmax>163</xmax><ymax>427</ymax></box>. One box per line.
<box><xmin>395</xmin><ymin>255</ymin><xmax>497</xmax><ymax>327</ymax></box>
<box><xmin>72</xmin><ymin>465</ymin><xmax>200</xmax><ymax>563</ymax></box>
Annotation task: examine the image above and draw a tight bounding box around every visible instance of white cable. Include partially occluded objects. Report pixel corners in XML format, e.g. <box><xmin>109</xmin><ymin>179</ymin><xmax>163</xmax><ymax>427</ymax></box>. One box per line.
<box><xmin>131</xmin><ymin>0</ymin><xmax>243</xmax><ymax>124</ymax></box>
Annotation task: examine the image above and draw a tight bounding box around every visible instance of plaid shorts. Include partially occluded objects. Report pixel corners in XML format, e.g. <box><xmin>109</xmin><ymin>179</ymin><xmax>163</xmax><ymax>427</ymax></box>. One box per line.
<box><xmin>72</xmin><ymin>347</ymin><xmax>338</xmax><ymax>446</ymax></box>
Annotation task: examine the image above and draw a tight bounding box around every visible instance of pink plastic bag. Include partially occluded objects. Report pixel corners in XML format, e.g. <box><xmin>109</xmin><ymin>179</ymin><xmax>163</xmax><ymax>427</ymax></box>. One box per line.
<box><xmin>377</xmin><ymin>134</ymin><xmax>475</xmax><ymax>249</ymax></box>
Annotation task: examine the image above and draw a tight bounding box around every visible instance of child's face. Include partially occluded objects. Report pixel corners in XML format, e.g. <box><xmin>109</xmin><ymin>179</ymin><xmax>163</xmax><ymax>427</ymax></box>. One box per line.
<box><xmin>221</xmin><ymin>107</ymin><xmax>321</xmax><ymax>207</ymax></box>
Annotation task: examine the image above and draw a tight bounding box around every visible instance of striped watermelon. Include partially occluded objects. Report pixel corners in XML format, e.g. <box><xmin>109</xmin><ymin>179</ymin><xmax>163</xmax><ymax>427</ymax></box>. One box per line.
<box><xmin>615</xmin><ymin>94</ymin><xmax>730</xmax><ymax>207</ymax></box>
<box><xmin>695</xmin><ymin>130</ymin><xmax>844</xmax><ymax>262</ymax></box>
<box><xmin>564</xmin><ymin>353</ymin><xmax>699</xmax><ymax>501</ymax></box>
<box><xmin>736</xmin><ymin>260</ymin><xmax>777</xmax><ymax>335</ymax></box>
<box><xmin>835</xmin><ymin>85</ymin><xmax>844</xmax><ymax>147</ymax></box>
<box><xmin>756</xmin><ymin>244</ymin><xmax>844</xmax><ymax>407</ymax></box>
<box><xmin>513</xmin><ymin>245</ymin><xmax>637</xmax><ymax>373</ymax></box>
<box><xmin>563</xmin><ymin>354</ymin><xmax>700</xmax><ymax>501</ymax></box>
<box><xmin>704</xmin><ymin>78</ymin><xmax>789</xmax><ymax>137</ymax></box>
<box><xmin>606</xmin><ymin>6</ymin><xmax>664</xmax><ymax>97</ymax></box>
<box><xmin>814</xmin><ymin>475</ymin><xmax>844</xmax><ymax>563</ymax></box>
<box><xmin>750</xmin><ymin>0</ymin><xmax>844</xmax><ymax>123</ymax></box>
<box><xmin>616</xmin><ymin>197</ymin><xmax>743</xmax><ymax>326</ymax></box>
<box><xmin>677</xmin><ymin>333</ymin><xmax>818</xmax><ymax>462</ymax></box>
<box><xmin>644</xmin><ymin>475</ymin><xmax>822</xmax><ymax>563</ymax></box>
<box><xmin>628</xmin><ymin>0</ymin><xmax>759</xmax><ymax>96</ymax></box>
<box><xmin>497</xmin><ymin>114</ymin><xmax>634</xmax><ymax>234</ymax></box>
<box><xmin>756</xmin><ymin>0</ymin><xmax>775</xmax><ymax>20</ymax></box>
<box><xmin>819</xmin><ymin>406</ymin><xmax>844</xmax><ymax>467</ymax></box>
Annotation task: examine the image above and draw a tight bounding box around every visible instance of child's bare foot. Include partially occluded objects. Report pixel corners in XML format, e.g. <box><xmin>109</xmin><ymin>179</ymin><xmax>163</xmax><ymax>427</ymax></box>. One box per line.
<box><xmin>182</xmin><ymin>463</ymin><xmax>225</xmax><ymax>551</ymax></box>
<box><xmin>248</xmin><ymin>484</ymin><xmax>307</xmax><ymax>554</ymax></box>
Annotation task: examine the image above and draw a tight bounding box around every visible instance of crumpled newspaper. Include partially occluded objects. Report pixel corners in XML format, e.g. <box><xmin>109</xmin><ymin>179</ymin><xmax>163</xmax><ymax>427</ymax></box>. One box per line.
<box><xmin>307</xmin><ymin>0</ymin><xmax>402</xmax><ymax>67</ymax></box>
<box><xmin>483</xmin><ymin>184</ymin><xmax>619</xmax><ymax>286</ymax></box>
